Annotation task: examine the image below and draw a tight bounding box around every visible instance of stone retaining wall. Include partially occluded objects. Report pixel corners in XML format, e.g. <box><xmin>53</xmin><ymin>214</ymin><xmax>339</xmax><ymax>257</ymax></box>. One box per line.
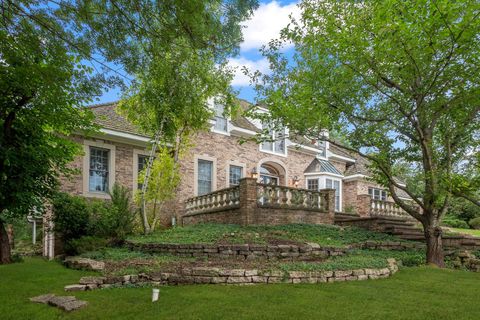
<box><xmin>359</xmin><ymin>240</ymin><xmax>425</xmax><ymax>251</ymax></box>
<box><xmin>65</xmin><ymin>258</ymin><xmax>398</xmax><ymax>291</ymax></box>
<box><xmin>125</xmin><ymin>241</ymin><xmax>347</xmax><ymax>260</ymax></box>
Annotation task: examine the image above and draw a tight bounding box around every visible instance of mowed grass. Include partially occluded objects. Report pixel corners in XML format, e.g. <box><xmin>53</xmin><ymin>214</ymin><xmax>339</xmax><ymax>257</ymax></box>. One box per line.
<box><xmin>128</xmin><ymin>223</ymin><xmax>402</xmax><ymax>247</ymax></box>
<box><xmin>449</xmin><ymin>228</ymin><xmax>480</xmax><ymax>237</ymax></box>
<box><xmin>1</xmin><ymin>257</ymin><xmax>480</xmax><ymax>320</ymax></box>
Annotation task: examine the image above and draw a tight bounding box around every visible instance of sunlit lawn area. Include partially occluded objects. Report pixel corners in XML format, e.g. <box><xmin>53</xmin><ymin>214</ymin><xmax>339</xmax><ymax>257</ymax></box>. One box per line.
<box><xmin>449</xmin><ymin>228</ymin><xmax>480</xmax><ymax>237</ymax></box>
<box><xmin>1</xmin><ymin>257</ymin><xmax>480</xmax><ymax>320</ymax></box>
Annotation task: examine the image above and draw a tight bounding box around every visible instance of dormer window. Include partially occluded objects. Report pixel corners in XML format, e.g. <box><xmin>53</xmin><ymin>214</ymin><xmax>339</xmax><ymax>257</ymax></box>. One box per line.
<box><xmin>213</xmin><ymin>101</ymin><xmax>228</xmax><ymax>133</ymax></box>
<box><xmin>317</xmin><ymin>140</ymin><xmax>327</xmax><ymax>158</ymax></box>
<box><xmin>261</xmin><ymin>125</ymin><xmax>286</xmax><ymax>155</ymax></box>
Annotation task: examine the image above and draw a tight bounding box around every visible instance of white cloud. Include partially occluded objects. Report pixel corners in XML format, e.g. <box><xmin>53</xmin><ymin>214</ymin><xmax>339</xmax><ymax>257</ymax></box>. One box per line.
<box><xmin>240</xmin><ymin>1</ymin><xmax>300</xmax><ymax>52</ymax></box>
<box><xmin>227</xmin><ymin>57</ymin><xmax>270</xmax><ymax>86</ymax></box>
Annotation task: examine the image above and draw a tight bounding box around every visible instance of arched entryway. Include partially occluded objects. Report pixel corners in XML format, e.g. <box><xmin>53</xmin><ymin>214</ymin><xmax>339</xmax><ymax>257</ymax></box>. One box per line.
<box><xmin>257</xmin><ymin>159</ymin><xmax>287</xmax><ymax>186</ymax></box>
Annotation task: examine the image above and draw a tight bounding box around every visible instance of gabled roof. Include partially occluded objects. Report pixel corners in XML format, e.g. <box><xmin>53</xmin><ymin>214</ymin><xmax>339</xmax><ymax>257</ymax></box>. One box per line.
<box><xmin>89</xmin><ymin>102</ymin><xmax>145</xmax><ymax>136</ymax></box>
<box><xmin>304</xmin><ymin>158</ymin><xmax>343</xmax><ymax>176</ymax></box>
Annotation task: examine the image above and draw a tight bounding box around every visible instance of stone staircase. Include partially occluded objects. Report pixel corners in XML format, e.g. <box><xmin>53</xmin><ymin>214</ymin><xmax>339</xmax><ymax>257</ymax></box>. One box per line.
<box><xmin>335</xmin><ymin>213</ymin><xmax>480</xmax><ymax>250</ymax></box>
<box><xmin>335</xmin><ymin>213</ymin><xmax>425</xmax><ymax>241</ymax></box>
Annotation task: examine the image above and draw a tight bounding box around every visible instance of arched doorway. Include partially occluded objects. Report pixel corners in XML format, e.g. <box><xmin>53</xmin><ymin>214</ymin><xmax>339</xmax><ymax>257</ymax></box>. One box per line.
<box><xmin>258</xmin><ymin>159</ymin><xmax>287</xmax><ymax>186</ymax></box>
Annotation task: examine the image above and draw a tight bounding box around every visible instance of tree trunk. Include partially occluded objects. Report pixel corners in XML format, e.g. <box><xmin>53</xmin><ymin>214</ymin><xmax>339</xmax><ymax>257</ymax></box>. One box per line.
<box><xmin>0</xmin><ymin>220</ymin><xmax>12</xmax><ymax>264</ymax></box>
<box><xmin>424</xmin><ymin>225</ymin><xmax>445</xmax><ymax>267</ymax></box>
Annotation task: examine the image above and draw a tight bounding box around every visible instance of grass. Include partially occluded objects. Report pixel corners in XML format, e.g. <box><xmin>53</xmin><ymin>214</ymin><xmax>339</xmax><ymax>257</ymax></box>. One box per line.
<box><xmin>128</xmin><ymin>223</ymin><xmax>404</xmax><ymax>247</ymax></box>
<box><xmin>79</xmin><ymin>247</ymin><xmax>194</xmax><ymax>276</ymax></box>
<box><xmin>1</xmin><ymin>257</ymin><xmax>480</xmax><ymax>320</ymax></box>
<box><xmin>279</xmin><ymin>249</ymin><xmax>426</xmax><ymax>272</ymax></box>
<box><xmin>448</xmin><ymin>228</ymin><xmax>480</xmax><ymax>237</ymax></box>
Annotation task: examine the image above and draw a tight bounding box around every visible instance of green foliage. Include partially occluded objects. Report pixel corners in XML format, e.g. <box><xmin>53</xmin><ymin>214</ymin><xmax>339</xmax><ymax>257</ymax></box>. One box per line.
<box><xmin>108</xmin><ymin>184</ymin><xmax>136</xmax><ymax>242</ymax></box>
<box><xmin>53</xmin><ymin>185</ymin><xmax>135</xmax><ymax>252</ymax></box>
<box><xmin>0</xmin><ymin>1</ymin><xmax>102</xmax><ymax>218</ymax></box>
<box><xmin>52</xmin><ymin>193</ymin><xmax>90</xmax><ymax>242</ymax></box>
<box><xmin>66</xmin><ymin>236</ymin><xmax>109</xmax><ymax>256</ymax></box>
<box><xmin>138</xmin><ymin>147</ymin><xmax>181</xmax><ymax>205</ymax></box>
<box><xmin>442</xmin><ymin>216</ymin><xmax>470</xmax><ymax>229</ymax></box>
<box><xmin>280</xmin><ymin>255</ymin><xmax>388</xmax><ymax>272</ymax></box>
<box><xmin>3</xmin><ymin>258</ymin><xmax>480</xmax><ymax>320</ymax></box>
<box><xmin>469</xmin><ymin>217</ymin><xmax>480</xmax><ymax>230</ymax></box>
<box><xmin>250</xmin><ymin>0</ymin><xmax>480</xmax><ymax>264</ymax></box>
<box><xmin>447</xmin><ymin>197</ymin><xmax>480</xmax><ymax>223</ymax></box>
<box><xmin>129</xmin><ymin>223</ymin><xmax>405</xmax><ymax>247</ymax></box>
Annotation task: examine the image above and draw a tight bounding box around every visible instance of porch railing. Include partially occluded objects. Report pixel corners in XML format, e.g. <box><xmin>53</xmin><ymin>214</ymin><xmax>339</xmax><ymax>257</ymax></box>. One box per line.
<box><xmin>185</xmin><ymin>186</ymin><xmax>240</xmax><ymax>215</ymax></box>
<box><xmin>370</xmin><ymin>199</ymin><xmax>409</xmax><ymax>218</ymax></box>
<box><xmin>256</xmin><ymin>184</ymin><xmax>328</xmax><ymax>212</ymax></box>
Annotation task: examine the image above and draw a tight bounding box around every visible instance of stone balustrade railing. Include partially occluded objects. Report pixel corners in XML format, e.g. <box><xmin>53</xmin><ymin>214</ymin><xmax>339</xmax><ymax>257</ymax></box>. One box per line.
<box><xmin>185</xmin><ymin>186</ymin><xmax>240</xmax><ymax>215</ymax></box>
<box><xmin>256</xmin><ymin>184</ymin><xmax>328</xmax><ymax>212</ymax></box>
<box><xmin>183</xmin><ymin>178</ymin><xmax>335</xmax><ymax>225</ymax></box>
<box><xmin>370</xmin><ymin>199</ymin><xmax>409</xmax><ymax>218</ymax></box>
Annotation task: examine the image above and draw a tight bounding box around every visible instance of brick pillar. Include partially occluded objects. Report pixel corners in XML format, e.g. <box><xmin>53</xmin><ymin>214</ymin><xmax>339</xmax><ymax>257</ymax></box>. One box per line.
<box><xmin>357</xmin><ymin>195</ymin><xmax>371</xmax><ymax>217</ymax></box>
<box><xmin>239</xmin><ymin>178</ymin><xmax>258</xmax><ymax>226</ymax></box>
<box><xmin>320</xmin><ymin>189</ymin><xmax>336</xmax><ymax>221</ymax></box>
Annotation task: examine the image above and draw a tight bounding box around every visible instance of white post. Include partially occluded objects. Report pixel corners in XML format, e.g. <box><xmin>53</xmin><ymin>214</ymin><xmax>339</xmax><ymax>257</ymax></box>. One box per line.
<box><xmin>32</xmin><ymin>219</ymin><xmax>36</xmax><ymax>245</ymax></box>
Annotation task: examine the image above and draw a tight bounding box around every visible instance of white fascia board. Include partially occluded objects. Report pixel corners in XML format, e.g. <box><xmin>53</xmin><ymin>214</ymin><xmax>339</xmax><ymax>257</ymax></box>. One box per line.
<box><xmin>327</xmin><ymin>151</ymin><xmax>356</xmax><ymax>163</ymax></box>
<box><xmin>304</xmin><ymin>172</ymin><xmax>344</xmax><ymax>178</ymax></box>
<box><xmin>288</xmin><ymin>143</ymin><xmax>320</xmax><ymax>155</ymax></box>
<box><xmin>342</xmin><ymin>174</ymin><xmax>370</xmax><ymax>181</ymax></box>
<box><xmin>229</xmin><ymin>125</ymin><xmax>257</xmax><ymax>137</ymax></box>
<box><xmin>97</xmin><ymin>128</ymin><xmax>151</xmax><ymax>145</ymax></box>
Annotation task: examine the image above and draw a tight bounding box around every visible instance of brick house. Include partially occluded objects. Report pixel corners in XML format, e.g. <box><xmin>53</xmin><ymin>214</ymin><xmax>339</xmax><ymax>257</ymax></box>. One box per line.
<box><xmin>56</xmin><ymin>99</ymin><xmax>410</xmax><ymax>227</ymax></box>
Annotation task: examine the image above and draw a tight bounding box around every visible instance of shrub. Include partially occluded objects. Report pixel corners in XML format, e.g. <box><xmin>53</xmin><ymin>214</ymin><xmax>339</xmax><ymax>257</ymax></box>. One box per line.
<box><xmin>442</xmin><ymin>216</ymin><xmax>470</xmax><ymax>229</ymax></box>
<box><xmin>52</xmin><ymin>193</ymin><xmax>89</xmax><ymax>242</ymax></box>
<box><xmin>107</xmin><ymin>184</ymin><xmax>136</xmax><ymax>242</ymax></box>
<box><xmin>469</xmin><ymin>217</ymin><xmax>480</xmax><ymax>230</ymax></box>
<box><xmin>65</xmin><ymin>236</ymin><xmax>109</xmax><ymax>255</ymax></box>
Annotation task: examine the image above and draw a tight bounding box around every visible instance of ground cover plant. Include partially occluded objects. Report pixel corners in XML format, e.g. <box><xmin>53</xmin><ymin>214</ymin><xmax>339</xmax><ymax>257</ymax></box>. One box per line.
<box><xmin>128</xmin><ymin>223</ymin><xmax>405</xmax><ymax>247</ymax></box>
<box><xmin>1</xmin><ymin>258</ymin><xmax>480</xmax><ymax>320</ymax></box>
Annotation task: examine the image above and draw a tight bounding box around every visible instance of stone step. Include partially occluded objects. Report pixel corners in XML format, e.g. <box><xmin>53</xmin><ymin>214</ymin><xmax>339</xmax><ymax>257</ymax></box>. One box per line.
<box><xmin>376</xmin><ymin>220</ymin><xmax>416</xmax><ymax>227</ymax></box>
<box><xmin>398</xmin><ymin>235</ymin><xmax>426</xmax><ymax>241</ymax></box>
<box><xmin>384</xmin><ymin>226</ymin><xmax>423</xmax><ymax>234</ymax></box>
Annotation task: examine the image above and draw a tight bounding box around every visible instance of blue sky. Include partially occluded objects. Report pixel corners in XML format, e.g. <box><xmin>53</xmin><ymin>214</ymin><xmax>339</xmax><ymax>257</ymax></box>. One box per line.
<box><xmin>97</xmin><ymin>0</ymin><xmax>298</xmax><ymax>105</ymax></box>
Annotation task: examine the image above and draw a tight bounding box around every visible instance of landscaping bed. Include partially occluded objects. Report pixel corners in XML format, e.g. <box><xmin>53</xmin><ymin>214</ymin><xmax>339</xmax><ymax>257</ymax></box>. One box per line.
<box><xmin>128</xmin><ymin>223</ymin><xmax>409</xmax><ymax>247</ymax></box>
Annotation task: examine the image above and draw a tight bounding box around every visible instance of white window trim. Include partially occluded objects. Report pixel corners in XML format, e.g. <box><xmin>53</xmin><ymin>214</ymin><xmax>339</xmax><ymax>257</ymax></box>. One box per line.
<box><xmin>226</xmin><ymin>161</ymin><xmax>246</xmax><ymax>187</ymax></box>
<box><xmin>305</xmin><ymin>175</ymin><xmax>342</xmax><ymax>212</ymax></box>
<box><xmin>326</xmin><ymin>177</ymin><xmax>342</xmax><ymax>212</ymax></box>
<box><xmin>194</xmin><ymin>154</ymin><xmax>217</xmax><ymax>196</ymax></box>
<box><xmin>259</xmin><ymin>124</ymin><xmax>287</xmax><ymax>156</ymax></box>
<box><xmin>133</xmin><ymin>149</ymin><xmax>150</xmax><ymax>193</ymax></box>
<box><xmin>82</xmin><ymin>139</ymin><xmax>116</xmax><ymax>199</ymax></box>
<box><xmin>368</xmin><ymin>187</ymin><xmax>388</xmax><ymax>201</ymax></box>
<box><xmin>210</xmin><ymin>98</ymin><xmax>231</xmax><ymax>136</ymax></box>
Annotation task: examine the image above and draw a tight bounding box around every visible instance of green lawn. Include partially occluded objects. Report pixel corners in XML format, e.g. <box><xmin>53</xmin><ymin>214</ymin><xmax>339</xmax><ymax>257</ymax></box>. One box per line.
<box><xmin>1</xmin><ymin>258</ymin><xmax>480</xmax><ymax>320</ymax></box>
<box><xmin>128</xmin><ymin>223</ymin><xmax>404</xmax><ymax>247</ymax></box>
<box><xmin>449</xmin><ymin>228</ymin><xmax>480</xmax><ymax>237</ymax></box>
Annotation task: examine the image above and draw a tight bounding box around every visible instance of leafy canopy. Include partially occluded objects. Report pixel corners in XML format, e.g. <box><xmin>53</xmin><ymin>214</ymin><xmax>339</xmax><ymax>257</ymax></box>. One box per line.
<box><xmin>252</xmin><ymin>0</ymin><xmax>480</xmax><ymax>223</ymax></box>
<box><xmin>0</xmin><ymin>1</ymin><xmax>104</xmax><ymax>217</ymax></box>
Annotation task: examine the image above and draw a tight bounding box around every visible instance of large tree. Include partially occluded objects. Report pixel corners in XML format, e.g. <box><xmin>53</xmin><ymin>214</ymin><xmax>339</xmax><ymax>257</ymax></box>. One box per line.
<box><xmin>251</xmin><ymin>0</ymin><xmax>480</xmax><ymax>266</ymax></box>
<box><xmin>64</xmin><ymin>0</ymin><xmax>258</xmax><ymax>233</ymax></box>
<box><xmin>0</xmin><ymin>1</ymin><xmax>103</xmax><ymax>263</ymax></box>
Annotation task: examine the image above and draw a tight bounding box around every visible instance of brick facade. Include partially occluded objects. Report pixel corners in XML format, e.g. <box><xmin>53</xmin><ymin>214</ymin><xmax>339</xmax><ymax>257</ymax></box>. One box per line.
<box><xmin>58</xmin><ymin>104</ymin><xmax>402</xmax><ymax>226</ymax></box>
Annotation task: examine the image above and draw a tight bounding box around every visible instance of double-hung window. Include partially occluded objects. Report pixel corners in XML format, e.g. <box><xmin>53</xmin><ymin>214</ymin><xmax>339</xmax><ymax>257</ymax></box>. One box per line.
<box><xmin>307</xmin><ymin>179</ymin><xmax>319</xmax><ymax>191</ymax></box>
<box><xmin>213</xmin><ymin>102</ymin><xmax>228</xmax><ymax>133</ymax></box>
<box><xmin>197</xmin><ymin>160</ymin><xmax>213</xmax><ymax>195</ymax></box>
<box><xmin>89</xmin><ymin>147</ymin><xmax>110</xmax><ymax>192</ymax></box>
<box><xmin>368</xmin><ymin>187</ymin><xmax>387</xmax><ymax>201</ymax></box>
<box><xmin>326</xmin><ymin>178</ymin><xmax>341</xmax><ymax>211</ymax></box>
<box><xmin>261</xmin><ymin>124</ymin><xmax>286</xmax><ymax>154</ymax></box>
<box><xmin>229</xmin><ymin>165</ymin><xmax>243</xmax><ymax>186</ymax></box>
